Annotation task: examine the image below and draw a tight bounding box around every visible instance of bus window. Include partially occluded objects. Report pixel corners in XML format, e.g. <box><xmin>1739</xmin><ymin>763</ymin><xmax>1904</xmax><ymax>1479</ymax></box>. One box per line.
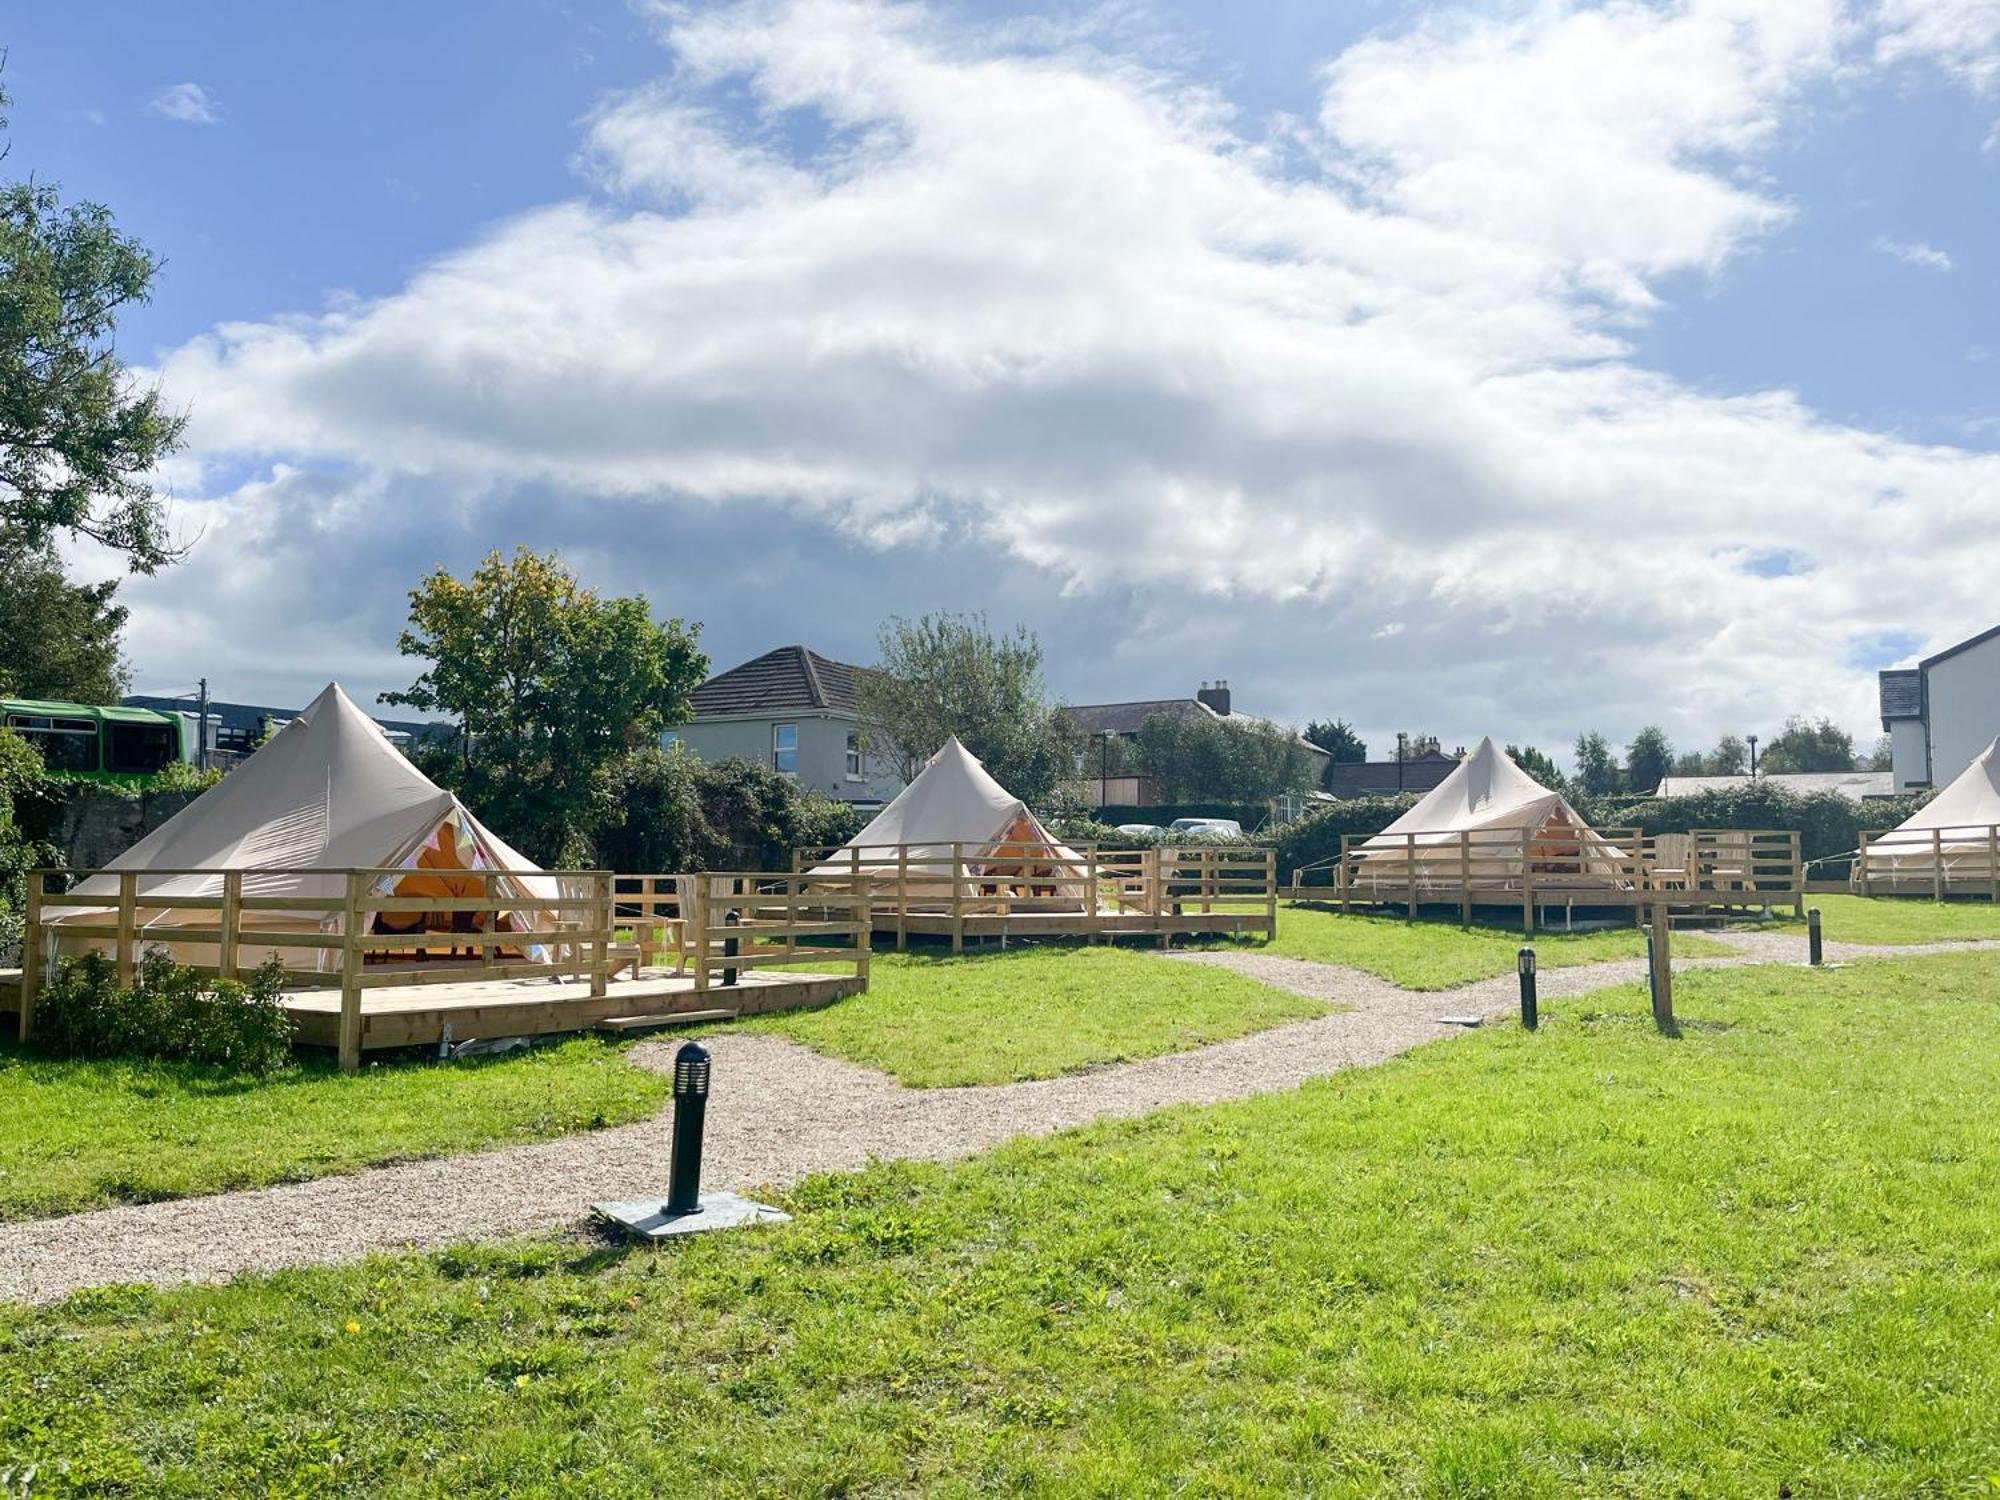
<box><xmin>7</xmin><ymin>715</ymin><xmax>99</xmax><ymax>774</ymax></box>
<box><xmin>106</xmin><ymin>721</ymin><xmax>178</xmax><ymax>775</ymax></box>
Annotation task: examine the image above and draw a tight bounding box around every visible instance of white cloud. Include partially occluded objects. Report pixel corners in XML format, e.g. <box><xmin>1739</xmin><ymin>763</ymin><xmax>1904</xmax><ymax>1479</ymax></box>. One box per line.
<box><xmin>1876</xmin><ymin>0</ymin><xmax>2000</xmax><ymax>90</ymax></box>
<box><xmin>1873</xmin><ymin>234</ymin><xmax>1954</xmax><ymax>269</ymax></box>
<box><xmin>128</xmin><ymin>0</ymin><xmax>2000</xmax><ymax>750</ymax></box>
<box><xmin>147</xmin><ymin>82</ymin><xmax>222</xmax><ymax>126</ymax></box>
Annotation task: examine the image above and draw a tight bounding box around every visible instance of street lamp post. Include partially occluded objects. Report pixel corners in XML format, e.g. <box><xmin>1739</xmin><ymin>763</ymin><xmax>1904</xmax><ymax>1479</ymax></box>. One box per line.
<box><xmin>1747</xmin><ymin>734</ymin><xmax>1759</xmax><ymax>778</ymax></box>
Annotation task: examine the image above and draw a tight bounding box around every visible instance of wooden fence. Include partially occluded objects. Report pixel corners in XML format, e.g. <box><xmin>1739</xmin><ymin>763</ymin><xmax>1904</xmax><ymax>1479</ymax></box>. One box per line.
<box><xmin>1292</xmin><ymin>826</ymin><xmax>1803</xmax><ymax>931</ymax></box>
<box><xmin>792</xmin><ymin>843</ymin><xmax>1279</xmax><ymax>949</ymax></box>
<box><xmin>17</xmin><ymin>866</ymin><xmax>870</xmax><ymax>1072</ymax></box>
<box><xmin>1856</xmin><ymin>824</ymin><xmax>2000</xmax><ymax>900</ymax></box>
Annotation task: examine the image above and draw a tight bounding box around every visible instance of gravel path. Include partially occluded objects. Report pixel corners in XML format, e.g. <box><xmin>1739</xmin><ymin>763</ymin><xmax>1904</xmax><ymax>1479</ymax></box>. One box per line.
<box><xmin>0</xmin><ymin>931</ymin><xmax>1988</xmax><ymax>1304</ymax></box>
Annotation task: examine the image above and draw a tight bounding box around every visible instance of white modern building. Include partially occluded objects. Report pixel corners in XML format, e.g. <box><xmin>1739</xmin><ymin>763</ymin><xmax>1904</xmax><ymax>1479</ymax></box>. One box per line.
<box><xmin>1879</xmin><ymin>624</ymin><xmax>2000</xmax><ymax>793</ymax></box>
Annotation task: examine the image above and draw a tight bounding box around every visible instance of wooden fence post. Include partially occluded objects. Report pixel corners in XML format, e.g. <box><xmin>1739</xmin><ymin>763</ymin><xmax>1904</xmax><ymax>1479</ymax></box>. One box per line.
<box><xmin>951</xmin><ymin>841</ymin><xmax>966</xmax><ymax>954</ymax></box>
<box><xmin>692</xmin><ymin>879</ymin><xmax>710</xmax><ymax>995</ymax></box>
<box><xmin>220</xmin><ymin>870</ymin><xmax>242</xmax><ymax>981</ymax></box>
<box><xmin>1264</xmin><ymin>847</ymin><xmax>1277</xmax><ymax>939</ymax></box>
<box><xmin>1340</xmin><ymin>836</ymin><xmax>1352</xmax><ymax>914</ymax></box>
<box><xmin>896</xmin><ymin>844</ymin><xmax>910</xmax><ymax>951</ymax></box>
<box><xmin>1989</xmin><ymin>825</ymin><xmax>1998</xmax><ymax>906</ymax></box>
<box><xmin>1520</xmin><ymin>830</ymin><xmax>1536</xmax><ymax>936</ymax></box>
<box><xmin>1858</xmin><ymin>833</ymin><xmax>1873</xmax><ymax>897</ymax></box>
<box><xmin>1458</xmin><ymin>832</ymin><xmax>1472</xmax><ymax>926</ymax></box>
<box><xmin>1086</xmin><ymin>848</ymin><xmax>1101</xmax><ymax>945</ymax></box>
<box><xmin>851</xmin><ymin>874</ymin><xmax>871</xmax><ymax>989</ymax></box>
<box><xmin>17</xmin><ymin>871</ymin><xmax>42</xmax><ymax>1042</ymax></box>
<box><xmin>1649</xmin><ymin>902</ymin><xmax>1675</xmax><ymax>1034</ymax></box>
<box><xmin>1934</xmin><ymin>828</ymin><xmax>1946</xmax><ymax>903</ymax></box>
<box><xmin>591</xmin><ymin>872</ymin><xmax>611</xmax><ymax>998</ymax></box>
<box><xmin>1790</xmin><ymin>832</ymin><xmax>1804</xmax><ymax>917</ymax></box>
<box><xmin>1405</xmin><ymin>833</ymin><xmax>1417</xmax><ymax>923</ymax></box>
<box><xmin>115</xmin><ymin>870</ymin><xmax>137</xmax><ymax>988</ymax></box>
<box><xmin>338</xmin><ymin>870</ymin><xmax>364</xmax><ymax>1074</ymax></box>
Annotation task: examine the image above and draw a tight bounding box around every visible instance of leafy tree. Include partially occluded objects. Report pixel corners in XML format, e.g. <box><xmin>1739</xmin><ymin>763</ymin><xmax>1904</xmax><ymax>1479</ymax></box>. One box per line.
<box><xmin>857</xmin><ymin>613</ymin><xmax>1077</xmax><ymax>803</ymax></box>
<box><xmin>1669</xmin><ymin>751</ymin><xmax>1705</xmax><ymax>776</ymax></box>
<box><xmin>1134</xmin><ymin>712</ymin><xmax>1317</xmax><ymax>803</ymax></box>
<box><xmin>1624</xmin><ymin>725</ymin><xmax>1674</xmax><ymax>796</ymax></box>
<box><xmin>0</xmin><ymin>529</ymin><xmax>129</xmax><ymax>701</ymax></box>
<box><xmin>1395</xmin><ymin>733</ymin><xmax>1442</xmax><ymax>758</ymax></box>
<box><xmin>1867</xmin><ymin>735</ymin><xmax>1894</xmax><ymax>772</ymax></box>
<box><xmin>1758</xmin><ymin>715</ymin><xmax>1856</xmax><ymax>775</ymax></box>
<box><xmin>1303</xmin><ymin>719</ymin><xmax>1366</xmax><ymax>763</ymax></box>
<box><xmin>1505</xmin><ymin>743</ymin><xmax>1568</xmax><ymax>793</ymax></box>
<box><xmin>1572</xmin><ymin>731</ymin><xmax>1621</xmax><ymax>795</ymax></box>
<box><xmin>384</xmin><ymin>547</ymin><xmax>707</xmax><ymax>864</ymax></box>
<box><xmin>1709</xmin><ymin>734</ymin><xmax>1749</xmax><ymax>776</ymax></box>
<box><xmin>595</xmin><ymin>746</ymin><xmax>863</xmax><ymax>874</ymax></box>
<box><xmin>0</xmin><ymin>724</ymin><xmax>54</xmax><ymax>960</ymax></box>
<box><xmin>0</xmin><ymin>86</ymin><xmax>187</xmax><ymax>571</ymax></box>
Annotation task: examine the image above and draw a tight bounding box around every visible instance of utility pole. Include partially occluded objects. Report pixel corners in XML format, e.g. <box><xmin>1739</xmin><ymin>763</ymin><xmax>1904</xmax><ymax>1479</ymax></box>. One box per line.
<box><xmin>1747</xmin><ymin>733</ymin><xmax>1759</xmax><ymax>779</ymax></box>
<box><xmin>196</xmin><ymin>677</ymin><xmax>210</xmax><ymax>772</ymax></box>
<box><xmin>1396</xmin><ymin>731</ymin><xmax>1407</xmax><ymax>792</ymax></box>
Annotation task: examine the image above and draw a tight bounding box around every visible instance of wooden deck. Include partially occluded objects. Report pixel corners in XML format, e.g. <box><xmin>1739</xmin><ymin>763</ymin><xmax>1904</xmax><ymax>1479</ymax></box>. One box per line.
<box><xmin>281</xmin><ymin>966</ymin><xmax>859</xmax><ymax>1052</ymax></box>
<box><xmin>891</xmin><ymin>908</ymin><xmax>1274</xmax><ymax>944</ymax></box>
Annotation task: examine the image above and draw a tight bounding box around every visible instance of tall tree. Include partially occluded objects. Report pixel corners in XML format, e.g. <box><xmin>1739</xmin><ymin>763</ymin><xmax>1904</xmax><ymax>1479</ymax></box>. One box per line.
<box><xmin>1303</xmin><ymin>718</ymin><xmax>1367</xmax><ymax>763</ymax></box>
<box><xmin>1505</xmin><ymin>743</ymin><xmax>1568</xmax><ymax>792</ymax></box>
<box><xmin>383</xmin><ymin>547</ymin><xmax>707</xmax><ymax>863</ymax></box>
<box><xmin>1135</xmin><ymin>712</ymin><xmax>1317</xmax><ymax>803</ymax></box>
<box><xmin>1867</xmin><ymin>735</ymin><xmax>1894</xmax><ymax>772</ymax></box>
<box><xmin>1624</xmin><ymin>725</ymin><xmax>1674</xmax><ymax>796</ymax></box>
<box><xmin>1709</xmin><ymin>734</ymin><xmax>1749</xmax><ymax>776</ymax></box>
<box><xmin>1572</xmin><ymin>731</ymin><xmax>1621</xmax><ymax>795</ymax></box>
<box><xmin>856</xmin><ymin>612</ymin><xmax>1077</xmax><ymax>803</ymax></box>
<box><xmin>1758</xmin><ymin>715</ymin><xmax>1856</xmax><ymax>774</ymax></box>
<box><xmin>0</xmin><ymin>529</ymin><xmax>129</xmax><ymax>701</ymax></box>
<box><xmin>0</xmin><ymin>85</ymin><xmax>186</xmax><ymax>571</ymax></box>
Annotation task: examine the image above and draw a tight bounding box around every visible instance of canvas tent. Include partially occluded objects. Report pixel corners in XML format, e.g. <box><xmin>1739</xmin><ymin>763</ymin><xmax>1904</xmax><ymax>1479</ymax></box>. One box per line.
<box><xmin>1352</xmin><ymin>737</ymin><xmax>1629</xmax><ymax>893</ymax></box>
<box><xmin>1860</xmin><ymin>735</ymin><xmax>2000</xmax><ymax>890</ymax></box>
<box><xmin>48</xmin><ymin>683</ymin><xmax>564</xmax><ymax>971</ymax></box>
<box><xmin>812</xmin><ymin>736</ymin><xmax>1088</xmax><ymax>910</ymax></box>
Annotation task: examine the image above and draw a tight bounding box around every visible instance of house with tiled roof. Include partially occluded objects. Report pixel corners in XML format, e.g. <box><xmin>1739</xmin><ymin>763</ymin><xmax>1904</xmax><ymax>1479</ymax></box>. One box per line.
<box><xmin>1063</xmin><ymin>680</ymin><xmax>1331</xmax><ymax>807</ymax></box>
<box><xmin>666</xmin><ymin>645</ymin><xmax>904</xmax><ymax>807</ymax></box>
<box><xmin>1879</xmin><ymin>623</ymin><xmax>2000</xmax><ymax>793</ymax></box>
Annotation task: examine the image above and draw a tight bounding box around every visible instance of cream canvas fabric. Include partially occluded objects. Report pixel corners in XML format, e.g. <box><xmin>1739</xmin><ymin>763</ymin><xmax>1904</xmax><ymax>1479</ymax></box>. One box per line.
<box><xmin>813</xmin><ymin>736</ymin><xmax>1087</xmax><ymax>908</ymax></box>
<box><xmin>1354</xmin><ymin>737</ymin><xmax>1627</xmax><ymax>890</ymax></box>
<box><xmin>52</xmin><ymin>684</ymin><xmax>559</xmax><ymax>966</ymax></box>
<box><xmin>1862</xmin><ymin>736</ymin><xmax>2000</xmax><ymax>882</ymax></box>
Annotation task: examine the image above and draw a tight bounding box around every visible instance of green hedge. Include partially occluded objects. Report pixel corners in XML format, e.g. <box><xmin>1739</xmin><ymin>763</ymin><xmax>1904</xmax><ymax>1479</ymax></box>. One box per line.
<box><xmin>35</xmin><ymin>951</ymin><xmax>295</xmax><ymax>1073</ymax></box>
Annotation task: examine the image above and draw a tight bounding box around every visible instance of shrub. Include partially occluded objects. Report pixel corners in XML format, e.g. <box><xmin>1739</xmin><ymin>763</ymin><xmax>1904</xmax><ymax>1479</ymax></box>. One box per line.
<box><xmin>36</xmin><ymin>950</ymin><xmax>294</xmax><ymax>1073</ymax></box>
<box><xmin>1273</xmin><ymin>795</ymin><xmax>1424</xmax><ymax>880</ymax></box>
<box><xmin>1580</xmin><ymin>784</ymin><xmax>1935</xmax><ymax>876</ymax></box>
<box><xmin>0</xmin><ymin>726</ymin><xmax>57</xmax><ymax>964</ymax></box>
<box><xmin>596</xmin><ymin>748</ymin><xmax>867</xmax><ymax>873</ymax></box>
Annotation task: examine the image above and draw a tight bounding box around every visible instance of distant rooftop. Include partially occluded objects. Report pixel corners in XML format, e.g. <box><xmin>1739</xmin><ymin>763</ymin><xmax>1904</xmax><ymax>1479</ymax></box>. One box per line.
<box><xmin>688</xmin><ymin>645</ymin><xmax>862</xmax><ymax>717</ymax></box>
<box><xmin>1652</xmin><ymin>771</ymin><xmax>1897</xmax><ymax>803</ymax></box>
<box><xmin>1322</xmin><ymin>749</ymin><xmax>1460</xmax><ymax>800</ymax></box>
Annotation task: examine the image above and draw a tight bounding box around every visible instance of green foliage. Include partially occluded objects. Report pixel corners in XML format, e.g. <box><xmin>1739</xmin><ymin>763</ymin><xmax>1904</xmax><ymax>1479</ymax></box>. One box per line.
<box><xmin>0</xmin><ymin>724</ymin><xmax>54</xmax><ymax>959</ymax></box>
<box><xmin>1709</xmin><ymin>733</ymin><xmax>1749</xmax><ymax>775</ymax></box>
<box><xmin>1759</xmin><ymin>714</ymin><xmax>1856</xmax><ymax>773</ymax></box>
<box><xmin>857</xmin><ymin>612</ymin><xmax>1077</xmax><ymax>802</ymax></box>
<box><xmin>1572</xmin><ymin>730</ymin><xmax>1621</xmax><ymax>794</ymax></box>
<box><xmin>734</xmin><ymin>946</ymin><xmax>1325</xmax><ymax>1086</ymax></box>
<box><xmin>1504</xmin><ymin>742</ymin><xmax>1568</xmax><ymax>793</ymax></box>
<box><xmin>595</xmin><ymin>747</ymin><xmax>864</xmax><ymax>873</ymax></box>
<box><xmin>1866</xmin><ymin>735</ymin><xmax>1894</xmax><ymax>772</ymax></box>
<box><xmin>14</xmin><ymin>957</ymin><xmax>2000</xmax><ymax>1491</ymax></box>
<box><xmin>35</xmin><ymin>951</ymin><xmax>294</xmax><ymax>1074</ymax></box>
<box><xmin>1132</xmin><ymin>712</ymin><xmax>1316</xmax><ymax>802</ymax></box>
<box><xmin>1759</xmin><ymin>892</ymin><xmax>2000</xmax><ymax>946</ymax></box>
<box><xmin>1584</xmin><ymin>782</ymin><xmax>1933</xmax><ymax>872</ymax></box>
<box><xmin>148</xmin><ymin>758</ymin><xmax>224</xmax><ymax>794</ymax></box>
<box><xmin>1624</xmin><ymin>724</ymin><xmax>1673</xmax><ymax>794</ymax></box>
<box><xmin>385</xmin><ymin>547</ymin><xmax>708</xmax><ymax>864</ymax></box>
<box><xmin>0</xmin><ymin>1033</ymin><xmax>668</xmax><ymax>1221</ymax></box>
<box><xmin>1272</xmin><ymin>794</ymin><xmax>1420</xmax><ymax>878</ymax></box>
<box><xmin>0</xmin><ymin>529</ymin><xmax>129</xmax><ymax>701</ymax></box>
<box><xmin>0</xmin><ymin>91</ymin><xmax>187</xmax><ymax>571</ymax></box>
<box><xmin>1303</xmin><ymin>718</ymin><xmax>1366</xmax><ymax>762</ymax></box>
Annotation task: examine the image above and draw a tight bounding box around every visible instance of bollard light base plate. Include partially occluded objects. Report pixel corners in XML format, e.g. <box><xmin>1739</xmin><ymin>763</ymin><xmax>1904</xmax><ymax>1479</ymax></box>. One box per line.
<box><xmin>593</xmin><ymin>1191</ymin><xmax>790</xmax><ymax>1240</ymax></box>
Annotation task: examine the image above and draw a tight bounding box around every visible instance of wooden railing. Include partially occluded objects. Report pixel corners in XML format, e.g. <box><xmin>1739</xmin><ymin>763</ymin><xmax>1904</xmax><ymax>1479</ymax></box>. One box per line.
<box><xmin>17</xmin><ymin>865</ymin><xmax>871</xmax><ymax>1072</ymax></box>
<box><xmin>792</xmin><ymin>842</ymin><xmax>1278</xmax><ymax>949</ymax></box>
<box><xmin>1857</xmin><ymin>824</ymin><xmax>2000</xmax><ymax>901</ymax></box>
<box><xmin>1291</xmin><ymin>826</ymin><xmax>1803</xmax><ymax>930</ymax></box>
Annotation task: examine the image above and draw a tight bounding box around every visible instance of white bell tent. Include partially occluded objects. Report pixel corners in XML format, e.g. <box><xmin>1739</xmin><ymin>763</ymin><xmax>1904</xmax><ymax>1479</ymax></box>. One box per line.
<box><xmin>50</xmin><ymin>683</ymin><xmax>561</xmax><ymax>970</ymax></box>
<box><xmin>1353</xmin><ymin>737</ymin><xmax>1628</xmax><ymax>891</ymax></box>
<box><xmin>813</xmin><ymin>736</ymin><xmax>1088</xmax><ymax>909</ymax></box>
<box><xmin>1861</xmin><ymin>735</ymin><xmax>2000</xmax><ymax>889</ymax></box>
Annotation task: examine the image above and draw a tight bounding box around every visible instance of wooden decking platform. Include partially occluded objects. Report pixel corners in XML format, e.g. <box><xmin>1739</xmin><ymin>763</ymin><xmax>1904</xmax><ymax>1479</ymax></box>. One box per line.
<box><xmin>888</xmin><ymin>909</ymin><xmax>1274</xmax><ymax>944</ymax></box>
<box><xmin>278</xmin><ymin>966</ymin><xmax>860</xmax><ymax>1053</ymax></box>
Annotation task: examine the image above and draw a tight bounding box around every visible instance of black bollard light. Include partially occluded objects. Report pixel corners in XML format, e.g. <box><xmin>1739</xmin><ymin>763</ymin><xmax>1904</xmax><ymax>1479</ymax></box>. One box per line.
<box><xmin>721</xmin><ymin>908</ymin><xmax>741</xmax><ymax>988</ymax></box>
<box><xmin>1518</xmin><ymin>946</ymin><xmax>1538</xmax><ymax>1030</ymax></box>
<box><xmin>1808</xmin><ymin>906</ymin><xmax>1823</xmax><ymax>967</ymax></box>
<box><xmin>665</xmin><ymin>1041</ymin><xmax>712</xmax><ymax>1216</ymax></box>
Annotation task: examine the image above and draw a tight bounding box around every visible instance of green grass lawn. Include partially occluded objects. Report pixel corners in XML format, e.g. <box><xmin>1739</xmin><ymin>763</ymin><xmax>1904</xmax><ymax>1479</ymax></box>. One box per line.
<box><xmin>0</xmin><ymin>1039</ymin><xmax>667</xmax><ymax>1223</ymax></box>
<box><xmin>1252</xmin><ymin>905</ymin><xmax>1735</xmax><ymax>988</ymax></box>
<box><xmin>1760</xmin><ymin>891</ymin><xmax>2000</xmax><ymax>946</ymax></box>
<box><xmin>6</xmin><ymin>954</ymin><xmax>1999</xmax><ymax>1494</ymax></box>
<box><xmin>732</xmin><ymin>946</ymin><xmax>1327</xmax><ymax>1086</ymax></box>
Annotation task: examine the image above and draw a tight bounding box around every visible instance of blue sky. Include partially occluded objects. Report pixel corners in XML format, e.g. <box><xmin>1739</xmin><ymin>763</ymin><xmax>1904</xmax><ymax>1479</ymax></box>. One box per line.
<box><xmin>9</xmin><ymin>0</ymin><xmax>2000</xmax><ymax>764</ymax></box>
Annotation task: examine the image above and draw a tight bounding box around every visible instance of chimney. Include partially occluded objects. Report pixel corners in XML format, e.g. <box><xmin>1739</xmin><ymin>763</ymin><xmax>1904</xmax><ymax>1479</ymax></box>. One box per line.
<box><xmin>1197</xmin><ymin>679</ymin><xmax>1231</xmax><ymax>716</ymax></box>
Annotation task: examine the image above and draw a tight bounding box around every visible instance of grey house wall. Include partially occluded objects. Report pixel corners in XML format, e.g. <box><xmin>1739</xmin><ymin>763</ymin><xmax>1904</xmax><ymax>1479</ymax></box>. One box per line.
<box><xmin>1925</xmin><ymin>638</ymin><xmax>2000</xmax><ymax>789</ymax></box>
<box><xmin>668</xmin><ymin>710</ymin><xmax>904</xmax><ymax>804</ymax></box>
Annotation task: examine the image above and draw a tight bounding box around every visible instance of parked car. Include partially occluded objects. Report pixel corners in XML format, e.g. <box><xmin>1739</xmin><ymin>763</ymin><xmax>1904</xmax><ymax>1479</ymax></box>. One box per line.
<box><xmin>1170</xmin><ymin>817</ymin><xmax>1244</xmax><ymax>837</ymax></box>
<box><xmin>1115</xmin><ymin>822</ymin><xmax>1165</xmax><ymax>836</ymax></box>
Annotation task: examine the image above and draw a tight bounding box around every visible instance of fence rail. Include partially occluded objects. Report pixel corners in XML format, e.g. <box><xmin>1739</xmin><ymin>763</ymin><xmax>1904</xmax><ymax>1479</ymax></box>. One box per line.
<box><xmin>1291</xmin><ymin>826</ymin><xmax>1803</xmax><ymax>932</ymax></box>
<box><xmin>1857</xmin><ymin>823</ymin><xmax>2000</xmax><ymax>901</ymax></box>
<box><xmin>17</xmin><ymin>864</ymin><xmax>870</xmax><ymax>1072</ymax></box>
<box><xmin>792</xmin><ymin>842</ymin><xmax>1279</xmax><ymax>950</ymax></box>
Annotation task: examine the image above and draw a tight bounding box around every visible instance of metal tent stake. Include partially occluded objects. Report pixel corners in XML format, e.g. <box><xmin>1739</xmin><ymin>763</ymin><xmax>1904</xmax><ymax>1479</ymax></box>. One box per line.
<box><xmin>594</xmin><ymin>1042</ymin><xmax>789</xmax><ymax>1240</ymax></box>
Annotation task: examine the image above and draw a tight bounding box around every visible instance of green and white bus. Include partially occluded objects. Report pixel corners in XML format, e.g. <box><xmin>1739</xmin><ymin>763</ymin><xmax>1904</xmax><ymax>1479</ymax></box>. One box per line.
<box><xmin>1</xmin><ymin>699</ymin><xmax>189</xmax><ymax>786</ymax></box>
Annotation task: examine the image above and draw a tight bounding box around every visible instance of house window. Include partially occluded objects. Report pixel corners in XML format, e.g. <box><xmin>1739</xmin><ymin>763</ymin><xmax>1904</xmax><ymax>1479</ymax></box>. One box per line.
<box><xmin>845</xmin><ymin>732</ymin><xmax>863</xmax><ymax>779</ymax></box>
<box><xmin>773</xmin><ymin>722</ymin><xmax>798</xmax><ymax>775</ymax></box>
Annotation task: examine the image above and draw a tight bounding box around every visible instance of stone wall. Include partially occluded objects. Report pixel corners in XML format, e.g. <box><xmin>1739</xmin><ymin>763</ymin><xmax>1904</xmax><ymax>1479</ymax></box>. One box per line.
<box><xmin>51</xmin><ymin>786</ymin><xmax>204</xmax><ymax>869</ymax></box>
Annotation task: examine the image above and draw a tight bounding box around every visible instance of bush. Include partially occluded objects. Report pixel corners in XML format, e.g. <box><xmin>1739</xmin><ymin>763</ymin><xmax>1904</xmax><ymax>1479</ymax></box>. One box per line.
<box><xmin>1580</xmin><ymin>784</ymin><xmax>1935</xmax><ymax>877</ymax></box>
<box><xmin>1273</xmin><ymin>795</ymin><xmax>1424</xmax><ymax>880</ymax></box>
<box><xmin>596</xmin><ymin>748</ymin><xmax>867</xmax><ymax>873</ymax></box>
<box><xmin>0</xmin><ymin>726</ymin><xmax>57</xmax><ymax>964</ymax></box>
<box><xmin>36</xmin><ymin>950</ymin><xmax>294</xmax><ymax>1073</ymax></box>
